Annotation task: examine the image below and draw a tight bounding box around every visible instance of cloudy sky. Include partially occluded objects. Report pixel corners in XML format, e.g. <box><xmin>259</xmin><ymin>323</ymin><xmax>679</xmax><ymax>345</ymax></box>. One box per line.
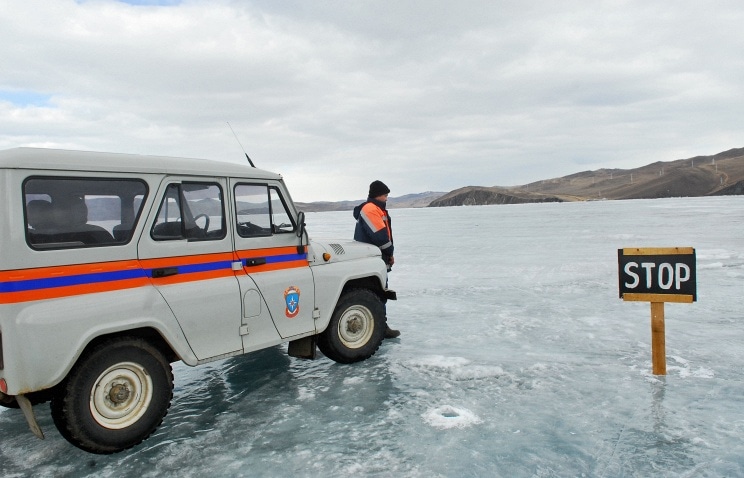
<box><xmin>2</xmin><ymin>0</ymin><xmax>742</xmax><ymax>201</ymax></box>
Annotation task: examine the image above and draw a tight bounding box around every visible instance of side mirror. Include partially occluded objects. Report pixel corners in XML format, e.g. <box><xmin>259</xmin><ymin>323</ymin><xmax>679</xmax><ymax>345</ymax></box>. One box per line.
<box><xmin>296</xmin><ymin>211</ymin><xmax>306</xmax><ymax>238</ymax></box>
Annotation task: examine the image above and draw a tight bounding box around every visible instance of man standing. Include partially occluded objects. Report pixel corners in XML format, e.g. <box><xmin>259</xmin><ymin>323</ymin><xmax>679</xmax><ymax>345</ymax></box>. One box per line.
<box><xmin>353</xmin><ymin>180</ymin><xmax>400</xmax><ymax>339</ymax></box>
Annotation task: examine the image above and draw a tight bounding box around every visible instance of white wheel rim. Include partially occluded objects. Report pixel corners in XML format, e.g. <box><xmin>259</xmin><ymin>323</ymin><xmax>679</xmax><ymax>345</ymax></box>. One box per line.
<box><xmin>90</xmin><ymin>362</ymin><xmax>153</xmax><ymax>430</ymax></box>
<box><xmin>338</xmin><ymin>305</ymin><xmax>375</xmax><ymax>349</ymax></box>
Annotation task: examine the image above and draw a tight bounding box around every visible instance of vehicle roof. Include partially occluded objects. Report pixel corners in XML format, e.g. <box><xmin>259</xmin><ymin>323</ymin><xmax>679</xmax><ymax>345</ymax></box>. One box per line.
<box><xmin>0</xmin><ymin>147</ymin><xmax>282</xmax><ymax>180</ymax></box>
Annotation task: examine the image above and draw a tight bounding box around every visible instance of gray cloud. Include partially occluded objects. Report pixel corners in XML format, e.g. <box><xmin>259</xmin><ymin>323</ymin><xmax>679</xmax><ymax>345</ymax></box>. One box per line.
<box><xmin>1</xmin><ymin>0</ymin><xmax>742</xmax><ymax>201</ymax></box>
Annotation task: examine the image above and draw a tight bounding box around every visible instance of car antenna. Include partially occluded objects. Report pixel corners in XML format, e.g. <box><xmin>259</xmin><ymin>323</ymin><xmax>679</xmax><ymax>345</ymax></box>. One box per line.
<box><xmin>227</xmin><ymin>122</ymin><xmax>256</xmax><ymax>168</ymax></box>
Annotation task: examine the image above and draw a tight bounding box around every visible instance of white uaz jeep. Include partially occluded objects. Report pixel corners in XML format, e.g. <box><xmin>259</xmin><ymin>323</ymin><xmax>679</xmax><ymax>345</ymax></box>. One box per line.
<box><xmin>0</xmin><ymin>147</ymin><xmax>395</xmax><ymax>454</ymax></box>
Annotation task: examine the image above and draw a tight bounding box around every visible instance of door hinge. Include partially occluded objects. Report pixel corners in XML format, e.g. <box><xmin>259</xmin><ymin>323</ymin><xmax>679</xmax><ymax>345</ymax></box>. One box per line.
<box><xmin>313</xmin><ymin>308</ymin><xmax>320</xmax><ymax>320</ymax></box>
<box><xmin>239</xmin><ymin>325</ymin><xmax>249</xmax><ymax>336</ymax></box>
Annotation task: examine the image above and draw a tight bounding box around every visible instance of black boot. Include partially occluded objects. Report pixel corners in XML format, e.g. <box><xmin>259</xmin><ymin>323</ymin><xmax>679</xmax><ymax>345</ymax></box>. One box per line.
<box><xmin>384</xmin><ymin>325</ymin><xmax>401</xmax><ymax>339</ymax></box>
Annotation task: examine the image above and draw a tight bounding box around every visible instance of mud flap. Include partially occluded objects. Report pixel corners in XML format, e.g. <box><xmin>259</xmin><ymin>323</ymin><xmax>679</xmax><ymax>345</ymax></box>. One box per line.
<box><xmin>16</xmin><ymin>395</ymin><xmax>44</xmax><ymax>439</ymax></box>
<box><xmin>385</xmin><ymin>289</ymin><xmax>397</xmax><ymax>300</ymax></box>
<box><xmin>287</xmin><ymin>335</ymin><xmax>317</xmax><ymax>360</ymax></box>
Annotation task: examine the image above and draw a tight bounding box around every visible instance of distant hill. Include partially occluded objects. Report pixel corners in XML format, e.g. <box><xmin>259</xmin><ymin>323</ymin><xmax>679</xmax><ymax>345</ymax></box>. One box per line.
<box><xmin>429</xmin><ymin>186</ymin><xmax>563</xmax><ymax>207</ymax></box>
<box><xmin>296</xmin><ymin>147</ymin><xmax>744</xmax><ymax>211</ymax></box>
<box><xmin>295</xmin><ymin>191</ymin><xmax>446</xmax><ymax>212</ymax></box>
<box><xmin>294</xmin><ymin>199</ymin><xmax>361</xmax><ymax>213</ymax></box>
<box><xmin>389</xmin><ymin>191</ymin><xmax>447</xmax><ymax>208</ymax></box>
<box><xmin>430</xmin><ymin>147</ymin><xmax>744</xmax><ymax>207</ymax></box>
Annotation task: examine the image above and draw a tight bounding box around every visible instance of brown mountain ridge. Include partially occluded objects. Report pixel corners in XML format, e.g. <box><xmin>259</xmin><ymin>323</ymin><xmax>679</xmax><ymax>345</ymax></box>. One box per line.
<box><xmin>429</xmin><ymin>147</ymin><xmax>744</xmax><ymax>207</ymax></box>
<box><xmin>296</xmin><ymin>147</ymin><xmax>744</xmax><ymax>211</ymax></box>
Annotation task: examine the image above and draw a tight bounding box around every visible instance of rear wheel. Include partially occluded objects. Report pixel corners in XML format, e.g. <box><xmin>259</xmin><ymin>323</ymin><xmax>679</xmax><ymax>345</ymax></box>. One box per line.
<box><xmin>318</xmin><ymin>289</ymin><xmax>386</xmax><ymax>364</ymax></box>
<box><xmin>51</xmin><ymin>337</ymin><xmax>173</xmax><ymax>454</ymax></box>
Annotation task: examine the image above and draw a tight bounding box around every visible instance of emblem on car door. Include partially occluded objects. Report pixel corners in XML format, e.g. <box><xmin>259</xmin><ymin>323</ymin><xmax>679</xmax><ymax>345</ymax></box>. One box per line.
<box><xmin>284</xmin><ymin>286</ymin><xmax>301</xmax><ymax>318</ymax></box>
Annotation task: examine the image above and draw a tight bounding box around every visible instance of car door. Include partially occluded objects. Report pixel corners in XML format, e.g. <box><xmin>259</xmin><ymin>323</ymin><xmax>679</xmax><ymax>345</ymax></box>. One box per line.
<box><xmin>231</xmin><ymin>180</ymin><xmax>315</xmax><ymax>349</ymax></box>
<box><xmin>137</xmin><ymin>177</ymin><xmax>243</xmax><ymax>361</ymax></box>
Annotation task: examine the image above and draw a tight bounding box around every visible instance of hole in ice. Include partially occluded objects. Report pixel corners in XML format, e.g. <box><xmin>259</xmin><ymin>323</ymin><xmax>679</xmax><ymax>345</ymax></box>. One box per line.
<box><xmin>422</xmin><ymin>405</ymin><xmax>482</xmax><ymax>429</ymax></box>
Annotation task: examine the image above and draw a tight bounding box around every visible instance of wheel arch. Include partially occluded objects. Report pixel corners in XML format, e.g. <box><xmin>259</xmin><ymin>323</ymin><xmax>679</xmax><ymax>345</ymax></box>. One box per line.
<box><xmin>313</xmin><ymin>273</ymin><xmax>391</xmax><ymax>334</ymax></box>
<box><xmin>5</xmin><ymin>325</ymin><xmax>182</xmax><ymax>405</ymax></box>
<box><xmin>341</xmin><ymin>276</ymin><xmax>387</xmax><ymax>303</ymax></box>
<box><xmin>80</xmin><ymin>327</ymin><xmax>180</xmax><ymax>365</ymax></box>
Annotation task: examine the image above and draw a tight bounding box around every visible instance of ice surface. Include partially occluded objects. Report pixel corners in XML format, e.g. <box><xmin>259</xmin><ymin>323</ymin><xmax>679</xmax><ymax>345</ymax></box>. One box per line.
<box><xmin>2</xmin><ymin>196</ymin><xmax>743</xmax><ymax>477</ymax></box>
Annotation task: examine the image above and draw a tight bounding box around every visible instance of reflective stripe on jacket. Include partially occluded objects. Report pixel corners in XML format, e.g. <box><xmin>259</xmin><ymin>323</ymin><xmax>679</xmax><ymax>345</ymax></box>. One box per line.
<box><xmin>353</xmin><ymin>198</ymin><xmax>393</xmax><ymax>259</ymax></box>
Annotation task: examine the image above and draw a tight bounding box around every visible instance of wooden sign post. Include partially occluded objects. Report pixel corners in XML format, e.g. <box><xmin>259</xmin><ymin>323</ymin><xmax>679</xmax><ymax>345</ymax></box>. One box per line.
<box><xmin>618</xmin><ymin>247</ymin><xmax>696</xmax><ymax>375</ymax></box>
<box><xmin>650</xmin><ymin>302</ymin><xmax>666</xmax><ymax>375</ymax></box>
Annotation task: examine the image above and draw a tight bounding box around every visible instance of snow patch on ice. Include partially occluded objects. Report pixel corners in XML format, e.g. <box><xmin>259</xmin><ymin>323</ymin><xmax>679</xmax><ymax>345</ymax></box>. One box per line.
<box><xmin>422</xmin><ymin>405</ymin><xmax>482</xmax><ymax>429</ymax></box>
<box><xmin>669</xmin><ymin>355</ymin><xmax>715</xmax><ymax>378</ymax></box>
<box><xmin>608</xmin><ymin>233</ymin><xmax>639</xmax><ymax>240</ymax></box>
<box><xmin>407</xmin><ymin>355</ymin><xmax>509</xmax><ymax>381</ymax></box>
<box><xmin>412</xmin><ymin>355</ymin><xmax>471</xmax><ymax>368</ymax></box>
<box><xmin>697</xmin><ymin>249</ymin><xmax>733</xmax><ymax>260</ymax></box>
<box><xmin>297</xmin><ymin>386</ymin><xmax>315</xmax><ymax>400</ymax></box>
<box><xmin>343</xmin><ymin>376</ymin><xmax>365</xmax><ymax>385</ymax></box>
<box><xmin>635</xmin><ymin>356</ymin><xmax>716</xmax><ymax>379</ymax></box>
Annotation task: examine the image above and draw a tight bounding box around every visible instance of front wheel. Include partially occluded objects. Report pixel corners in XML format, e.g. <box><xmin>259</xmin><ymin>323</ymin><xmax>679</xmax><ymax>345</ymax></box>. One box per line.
<box><xmin>318</xmin><ymin>289</ymin><xmax>386</xmax><ymax>364</ymax></box>
<box><xmin>51</xmin><ymin>337</ymin><xmax>173</xmax><ymax>454</ymax></box>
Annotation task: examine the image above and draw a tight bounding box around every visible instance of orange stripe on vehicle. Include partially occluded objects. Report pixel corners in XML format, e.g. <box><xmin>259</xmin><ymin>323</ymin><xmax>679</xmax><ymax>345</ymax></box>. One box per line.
<box><xmin>241</xmin><ymin>259</ymin><xmax>310</xmax><ymax>274</ymax></box>
<box><xmin>150</xmin><ymin>268</ymin><xmax>235</xmax><ymax>286</ymax></box>
<box><xmin>234</xmin><ymin>246</ymin><xmax>307</xmax><ymax>258</ymax></box>
<box><xmin>140</xmin><ymin>252</ymin><xmax>235</xmax><ymax>269</ymax></box>
<box><xmin>0</xmin><ymin>252</ymin><xmax>238</xmax><ymax>304</ymax></box>
<box><xmin>234</xmin><ymin>246</ymin><xmax>309</xmax><ymax>274</ymax></box>
<box><xmin>0</xmin><ymin>277</ymin><xmax>150</xmax><ymax>304</ymax></box>
<box><xmin>0</xmin><ymin>260</ymin><xmax>143</xmax><ymax>282</ymax></box>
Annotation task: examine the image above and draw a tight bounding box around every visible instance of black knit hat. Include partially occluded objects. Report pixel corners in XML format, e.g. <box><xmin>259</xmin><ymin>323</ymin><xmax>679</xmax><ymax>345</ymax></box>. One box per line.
<box><xmin>368</xmin><ymin>180</ymin><xmax>390</xmax><ymax>198</ymax></box>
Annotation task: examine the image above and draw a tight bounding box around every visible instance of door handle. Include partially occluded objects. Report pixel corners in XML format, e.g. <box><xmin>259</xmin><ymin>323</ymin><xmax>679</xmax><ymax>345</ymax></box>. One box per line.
<box><xmin>244</xmin><ymin>258</ymin><xmax>267</xmax><ymax>267</ymax></box>
<box><xmin>152</xmin><ymin>267</ymin><xmax>179</xmax><ymax>278</ymax></box>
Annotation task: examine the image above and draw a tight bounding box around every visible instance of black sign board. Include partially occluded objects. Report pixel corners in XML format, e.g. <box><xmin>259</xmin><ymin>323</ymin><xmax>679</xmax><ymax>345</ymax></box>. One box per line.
<box><xmin>618</xmin><ymin>247</ymin><xmax>696</xmax><ymax>302</ymax></box>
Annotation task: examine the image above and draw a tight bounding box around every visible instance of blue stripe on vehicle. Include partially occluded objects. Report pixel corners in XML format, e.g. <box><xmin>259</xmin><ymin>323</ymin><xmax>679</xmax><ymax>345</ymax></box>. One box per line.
<box><xmin>265</xmin><ymin>253</ymin><xmax>307</xmax><ymax>264</ymax></box>
<box><xmin>1</xmin><ymin>253</ymin><xmax>307</xmax><ymax>295</ymax></box>
<box><xmin>0</xmin><ymin>269</ymin><xmax>148</xmax><ymax>293</ymax></box>
<box><xmin>167</xmin><ymin>260</ymin><xmax>234</xmax><ymax>275</ymax></box>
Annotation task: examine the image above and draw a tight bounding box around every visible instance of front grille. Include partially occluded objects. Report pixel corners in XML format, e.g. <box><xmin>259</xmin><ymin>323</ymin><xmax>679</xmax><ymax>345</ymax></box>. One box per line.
<box><xmin>330</xmin><ymin>243</ymin><xmax>345</xmax><ymax>255</ymax></box>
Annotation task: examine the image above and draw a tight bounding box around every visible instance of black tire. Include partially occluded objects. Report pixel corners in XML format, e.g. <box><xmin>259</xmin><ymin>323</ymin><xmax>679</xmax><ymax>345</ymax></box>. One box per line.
<box><xmin>318</xmin><ymin>289</ymin><xmax>386</xmax><ymax>364</ymax></box>
<box><xmin>50</xmin><ymin>337</ymin><xmax>173</xmax><ymax>454</ymax></box>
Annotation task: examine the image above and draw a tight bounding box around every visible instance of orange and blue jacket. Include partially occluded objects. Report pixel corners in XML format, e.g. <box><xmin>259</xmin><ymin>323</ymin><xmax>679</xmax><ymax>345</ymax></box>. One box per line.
<box><xmin>353</xmin><ymin>198</ymin><xmax>393</xmax><ymax>262</ymax></box>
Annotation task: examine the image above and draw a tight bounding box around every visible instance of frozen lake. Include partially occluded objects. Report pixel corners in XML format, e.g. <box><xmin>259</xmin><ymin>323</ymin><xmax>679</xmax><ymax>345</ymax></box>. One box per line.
<box><xmin>2</xmin><ymin>196</ymin><xmax>743</xmax><ymax>477</ymax></box>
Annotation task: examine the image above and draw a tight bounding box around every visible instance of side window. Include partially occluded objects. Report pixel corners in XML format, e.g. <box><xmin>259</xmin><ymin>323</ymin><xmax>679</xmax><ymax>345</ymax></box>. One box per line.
<box><xmin>270</xmin><ymin>187</ymin><xmax>295</xmax><ymax>234</ymax></box>
<box><xmin>24</xmin><ymin>177</ymin><xmax>147</xmax><ymax>249</ymax></box>
<box><xmin>151</xmin><ymin>182</ymin><xmax>225</xmax><ymax>241</ymax></box>
<box><xmin>234</xmin><ymin>184</ymin><xmax>271</xmax><ymax>237</ymax></box>
<box><xmin>235</xmin><ymin>184</ymin><xmax>296</xmax><ymax>238</ymax></box>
